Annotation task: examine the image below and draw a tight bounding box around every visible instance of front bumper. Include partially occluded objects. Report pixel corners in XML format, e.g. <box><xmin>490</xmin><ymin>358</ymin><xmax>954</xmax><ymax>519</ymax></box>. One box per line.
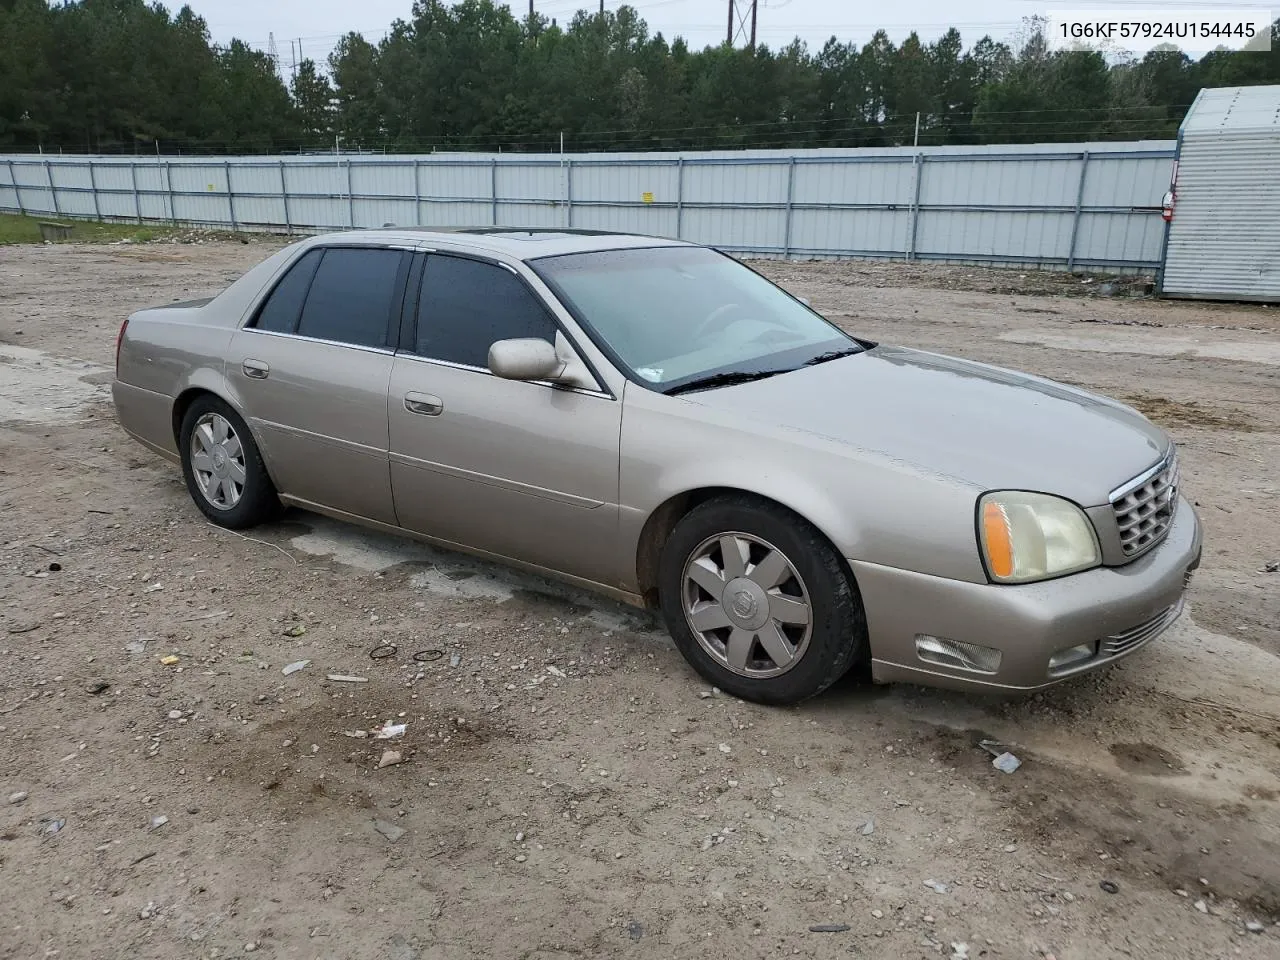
<box><xmin>852</xmin><ymin>496</ymin><xmax>1202</xmax><ymax>693</ymax></box>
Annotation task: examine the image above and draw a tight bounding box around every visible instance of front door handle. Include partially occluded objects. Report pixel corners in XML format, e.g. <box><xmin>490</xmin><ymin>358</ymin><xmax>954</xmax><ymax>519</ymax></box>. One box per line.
<box><xmin>404</xmin><ymin>392</ymin><xmax>443</xmax><ymax>417</ymax></box>
<box><xmin>242</xmin><ymin>358</ymin><xmax>270</xmax><ymax>380</ymax></box>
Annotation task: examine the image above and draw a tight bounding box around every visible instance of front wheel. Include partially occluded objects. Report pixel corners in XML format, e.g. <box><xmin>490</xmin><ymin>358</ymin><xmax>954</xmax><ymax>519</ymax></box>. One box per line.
<box><xmin>179</xmin><ymin>395</ymin><xmax>279</xmax><ymax>529</ymax></box>
<box><xmin>658</xmin><ymin>495</ymin><xmax>868</xmax><ymax>705</ymax></box>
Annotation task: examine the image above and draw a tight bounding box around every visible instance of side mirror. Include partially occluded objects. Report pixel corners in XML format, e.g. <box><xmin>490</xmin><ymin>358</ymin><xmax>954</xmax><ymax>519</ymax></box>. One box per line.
<box><xmin>488</xmin><ymin>338</ymin><xmax>562</xmax><ymax>381</ymax></box>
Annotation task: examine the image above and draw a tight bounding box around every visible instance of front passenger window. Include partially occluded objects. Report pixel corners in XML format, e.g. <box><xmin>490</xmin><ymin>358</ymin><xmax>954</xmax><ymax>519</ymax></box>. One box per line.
<box><xmin>416</xmin><ymin>255</ymin><xmax>559</xmax><ymax>367</ymax></box>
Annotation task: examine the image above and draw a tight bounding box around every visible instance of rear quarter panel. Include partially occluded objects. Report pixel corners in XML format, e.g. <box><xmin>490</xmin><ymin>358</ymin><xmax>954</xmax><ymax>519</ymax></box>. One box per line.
<box><xmin>114</xmin><ymin>310</ymin><xmax>237</xmax><ymax>456</ymax></box>
<box><xmin>112</xmin><ymin>240</ymin><xmax>309</xmax><ymax>457</ymax></box>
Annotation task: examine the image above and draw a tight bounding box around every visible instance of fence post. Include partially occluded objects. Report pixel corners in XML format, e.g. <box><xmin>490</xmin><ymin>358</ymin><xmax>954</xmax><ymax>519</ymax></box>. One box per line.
<box><xmin>783</xmin><ymin>156</ymin><xmax>797</xmax><ymax>259</ymax></box>
<box><xmin>490</xmin><ymin>158</ymin><xmax>499</xmax><ymax>226</ymax></box>
<box><xmin>346</xmin><ymin>158</ymin><xmax>355</xmax><ymax>228</ymax></box>
<box><xmin>413</xmin><ymin>158</ymin><xmax>422</xmax><ymax>226</ymax></box>
<box><xmin>87</xmin><ymin>161</ymin><xmax>101</xmax><ymax>221</ymax></box>
<box><xmin>908</xmin><ymin>153</ymin><xmax>925</xmax><ymax>260</ymax></box>
<box><xmin>1066</xmin><ymin>150</ymin><xmax>1090</xmax><ymax>272</ymax></box>
<box><xmin>9</xmin><ymin>160</ymin><xmax>26</xmax><ymax>216</ymax></box>
<box><xmin>675</xmin><ymin>156</ymin><xmax>684</xmax><ymax>240</ymax></box>
<box><xmin>279</xmin><ymin>160</ymin><xmax>292</xmax><ymax>233</ymax></box>
<box><xmin>565</xmin><ymin>158</ymin><xmax>574</xmax><ymax>229</ymax></box>
<box><xmin>164</xmin><ymin>161</ymin><xmax>177</xmax><ymax>225</ymax></box>
<box><xmin>44</xmin><ymin>158</ymin><xmax>61</xmax><ymax>217</ymax></box>
<box><xmin>130</xmin><ymin>162</ymin><xmax>142</xmax><ymax>223</ymax></box>
<box><xmin>224</xmin><ymin>160</ymin><xmax>239</xmax><ymax>230</ymax></box>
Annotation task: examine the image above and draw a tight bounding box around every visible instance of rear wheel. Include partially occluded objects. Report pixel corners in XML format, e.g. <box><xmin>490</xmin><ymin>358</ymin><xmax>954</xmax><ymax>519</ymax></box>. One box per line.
<box><xmin>179</xmin><ymin>395</ymin><xmax>279</xmax><ymax>529</ymax></box>
<box><xmin>658</xmin><ymin>495</ymin><xmax>868</xmax><ymax>705</ymax></box>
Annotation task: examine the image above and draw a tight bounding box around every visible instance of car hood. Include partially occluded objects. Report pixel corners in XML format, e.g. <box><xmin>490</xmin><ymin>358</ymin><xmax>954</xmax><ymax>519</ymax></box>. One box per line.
<box><xmin>685</xmin><ymin>345</ymin><xmax>1169</xmax><ymax>507</ymax></box>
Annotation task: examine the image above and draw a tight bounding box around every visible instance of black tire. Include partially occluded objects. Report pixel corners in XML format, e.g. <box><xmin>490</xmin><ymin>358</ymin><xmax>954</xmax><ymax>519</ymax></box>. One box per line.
<box><xmin>658</xmin><ymin>495</ymin><xmax>868</xmax><ymax>705</ymax></box>
<box><xmin>179</xmin><ymin>394</ymin><xmax>280</xmax><ymax>529</ymax></box>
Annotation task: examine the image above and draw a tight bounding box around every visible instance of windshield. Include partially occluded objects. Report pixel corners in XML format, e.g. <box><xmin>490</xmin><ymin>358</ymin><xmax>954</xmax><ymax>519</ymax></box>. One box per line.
<box><xmin>530</xmin><ymin>246</ymin><xmax>857</xmax><ymax>392</ymax></box>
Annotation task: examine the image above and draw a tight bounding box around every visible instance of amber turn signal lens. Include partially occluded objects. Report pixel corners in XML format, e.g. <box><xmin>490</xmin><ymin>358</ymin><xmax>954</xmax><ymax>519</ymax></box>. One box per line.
<box><xmin>982</xmin><ymin>501</ymin><xmax>1014</xmax><ymax>579</ymax></box>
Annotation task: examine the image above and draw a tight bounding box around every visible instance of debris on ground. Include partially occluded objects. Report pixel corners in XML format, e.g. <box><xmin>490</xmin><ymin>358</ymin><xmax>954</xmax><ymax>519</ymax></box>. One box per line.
<box><xmin>626</xmin><ymin>920</ymin><xmax>644</xmax><ymax>940</ymax></box>
<box><xmin>1100</xmin><ymin>880</ymin><xmax>1120</xmax><ymax>894</ymax></box>
<box><xmin>861</xmin><ymin>819</ymin><xmax>875</xmax><ymax>836</ymax></box>
<box><xmin>374</xmin><ymin>723</ymin><xmax>407</xmax><ymax>740</ymax></box>
<box><xmin>343</xmin><ymin>730</ymin><xmax>369</xmax><ymax>739</ymax></box>
<box><xmin>449</xmin><ymin>652</ymin><xmax>461</xmax><ymax>667</ymax></box>
<box><xmin>809</xmin><ymin>923</ymin><xmax>851</xmax><ymax>933</ymax></box>
<box><xmin>373</xmin><ymin>819</ymin><xmax>406</xmax><ymax>842</ymax></box>
<box><xmin>159</xmin><ymin>655</ymin><xmax>179</xmax><ymax>666</ymax></box>
<box><xmin>1194</xmin><ymin>899</ymin><xmax>1209</xmax><ymax>914</ymax></box>
<box><xmin>950</xmin><ymin>944</ymin><xmax>970</xmax><ymax>960</ymax></box>
<box><xmin>85</xmin><ymin>680</ymin><xmax>110</xmax><ymax>695</ymax></box>
<box><xmin>8</xmin><ymin>791</ymin><xmax>28</xmax><ymax>804</ymax></box>
<box><xmin>282</xmin><ymin>624</ymin><xmax>306</xmax><ymax>637</ymax></box>
<box><xmin>378</xmin><ymin>750</ymin><xmax>403</xmax><ymax>769</ymax></box>
<box><xmin>281</xmin><ymin>659</ymin><xmax>310</xmax><ymax>676</ymax></box>
<box><xmin>924</xmin><ymin>879</ymin><xmax>950</xmax><ymax>894</ymax></box>
<box><xmin>992</xmin><ymin>752</ymin><xmax>1022</xmax><ymax>773</ymax></box>
<box><xmin>148</xmin><ymin>815</ymin><xmax>169</xmax><ymax>831</ymax></box>
<box><xmin>327</xmin><ymin>674</ymin><xmax>368</xmax><ymax>683</ymax></box>
<box><xmin>369</xmin><ymin>644</ymin><xmax>398</xmax><ymax>660</ymax></box>
<box><xmin>42</xmin><ymin>818</ymin><xmax>66</xmax><ymax>836</ymax></box>
<box><xmin>124</xmin><ymin>639</ymin><xmax>150</xmax><ymax>654</ymax></box>
<box><xmin>1264</xmin><ymin>559</ymin><xmax>1279</xmax><ymax>573</ymax></box>
<box><xmin>1245</xmin><ymin>921</ymin><xmax>1265</xmax><ymax>933</ymax></box>
<box><xmin>547</xmin><ymin>665</ymin><xmax>567</xmax><ymax>678</ymax></box>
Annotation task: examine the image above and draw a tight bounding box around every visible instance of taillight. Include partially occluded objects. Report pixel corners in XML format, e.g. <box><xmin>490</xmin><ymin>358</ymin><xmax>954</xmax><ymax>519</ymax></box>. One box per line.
<box><xmin>115</xmin><ymin>317</ymin><xmax>130</xmax><ymax>372</ymax></box>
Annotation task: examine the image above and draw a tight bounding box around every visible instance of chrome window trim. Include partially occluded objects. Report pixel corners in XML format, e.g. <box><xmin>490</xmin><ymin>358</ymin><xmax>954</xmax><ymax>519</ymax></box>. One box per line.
<box><xmin>239</xmin><ymin>327</ymin><xmax>396</xmax><ymax>356</ymax></box>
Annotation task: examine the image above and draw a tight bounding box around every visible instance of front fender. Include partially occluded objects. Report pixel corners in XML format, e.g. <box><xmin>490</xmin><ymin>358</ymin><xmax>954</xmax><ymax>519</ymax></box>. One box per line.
<box><xmin>618</xmin><ymin>385</ymin><xmax>988</xmax><ymax>590</ymax></box>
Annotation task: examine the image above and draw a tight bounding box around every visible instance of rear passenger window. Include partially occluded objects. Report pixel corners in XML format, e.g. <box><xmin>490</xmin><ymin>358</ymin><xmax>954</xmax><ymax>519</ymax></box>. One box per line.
<box><xmin>253</xmin><ymin>249</ymin><xmax>322</xmax><ymax>333</ymax></box>
<box><xmin>297</xmin><ymin>247</ymin><xmax>406</xmax><ymax>349</ymax></box>
<box><xmin>416</xmin><ymin>255</ymin><xmax>559</xmax><ymax>367</ymax></box>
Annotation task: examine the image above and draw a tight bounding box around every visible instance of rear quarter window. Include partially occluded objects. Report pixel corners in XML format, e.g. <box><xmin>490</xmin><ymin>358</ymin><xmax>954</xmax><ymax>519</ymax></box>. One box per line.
<box><xmin>252</xmin><ymin>248</ymin><xmax>323</xmax><ymax>333</ymax></box>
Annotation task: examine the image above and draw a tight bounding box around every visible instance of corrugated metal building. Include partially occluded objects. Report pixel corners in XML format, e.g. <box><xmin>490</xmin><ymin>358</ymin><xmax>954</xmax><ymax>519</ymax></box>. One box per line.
<box><xmin>1160</xmin><ymin>84</ymin><xmax>1280</xmax><ymax>302</ymax></box>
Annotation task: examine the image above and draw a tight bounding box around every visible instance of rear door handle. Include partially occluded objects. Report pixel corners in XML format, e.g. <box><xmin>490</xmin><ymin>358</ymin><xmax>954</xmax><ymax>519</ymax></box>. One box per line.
<box><xmin>404</xmin><ymin>392</ymin><xmax>443</xmax><ymax>416</ymax></box>
<box><xmin>242</xmin><ymin>359</ymin><xmax>270</xmax><ymax>380</ymax></box>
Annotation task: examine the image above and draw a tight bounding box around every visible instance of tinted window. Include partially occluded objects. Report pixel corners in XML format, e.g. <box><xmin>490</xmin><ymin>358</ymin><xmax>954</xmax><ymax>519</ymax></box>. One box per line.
<box><xmin>297</xmin><ymin>247</ymin><xmax>405</xmax><ymax>348</ymax></box>
<box><xmin>416</xmin><ymin>256</ymin><xmax>559</xmax><ymax>367</ymax></box>
<box><xmin>253</xmin><ymin>249</ymin><xmax>322</xmax><ymax>333</ymax></box>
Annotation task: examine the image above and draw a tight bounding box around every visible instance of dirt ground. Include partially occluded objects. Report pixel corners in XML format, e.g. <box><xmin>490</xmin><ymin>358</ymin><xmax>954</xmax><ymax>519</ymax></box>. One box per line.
<box><xmin>1</xmin><ymin>241</ymin><xmax>1277</xmax><ymax>960</ymax></box>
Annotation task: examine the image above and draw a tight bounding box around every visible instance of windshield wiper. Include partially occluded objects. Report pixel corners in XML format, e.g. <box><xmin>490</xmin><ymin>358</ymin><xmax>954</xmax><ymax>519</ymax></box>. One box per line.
<box><xmin>663</xmin><ymin>369</ymin><xmax>789</xmax><ymax>395</ymax></box>
<box><xmin>803</xmin><ymin>346</ymin><xmax>864</xmax><ymax>366</ymax></box>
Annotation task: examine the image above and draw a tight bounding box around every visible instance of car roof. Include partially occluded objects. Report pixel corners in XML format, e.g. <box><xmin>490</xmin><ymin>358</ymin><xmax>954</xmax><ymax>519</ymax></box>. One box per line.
<box><xmin>312</xmin><ymin>227</ymin><xmax>692</xmax><ymax>261</ymax></box>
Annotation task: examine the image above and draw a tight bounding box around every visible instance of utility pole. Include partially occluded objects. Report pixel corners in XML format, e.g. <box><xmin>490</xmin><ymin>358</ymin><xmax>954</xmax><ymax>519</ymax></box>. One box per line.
<box><xmin>726</xmin><ymin>0</ymin><xmax>759</xmax><ymax>49</ymax></box>
<box><xmin>529</xmin><ymin>0</ymin><xmax>533</xmax><ymax>17</ymax></box>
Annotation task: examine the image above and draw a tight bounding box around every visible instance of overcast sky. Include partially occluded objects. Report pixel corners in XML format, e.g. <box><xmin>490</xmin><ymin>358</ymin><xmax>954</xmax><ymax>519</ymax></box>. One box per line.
<box><xmin>194</xmin><ymin>0</ymin><xmax>1064</xmax><ymax>67</ymax></box>
<box><xmin>191</xmin><ymin>0</ymin><xmax>1275</xmax><ymax>71</ymax></box>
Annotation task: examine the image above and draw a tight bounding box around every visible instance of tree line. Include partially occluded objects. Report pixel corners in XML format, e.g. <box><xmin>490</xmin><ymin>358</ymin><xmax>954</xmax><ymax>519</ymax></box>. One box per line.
<box><xmin>2</xmin><ymin>0</ymin><xmax>1279</xmax><ymax>155</ymax></box>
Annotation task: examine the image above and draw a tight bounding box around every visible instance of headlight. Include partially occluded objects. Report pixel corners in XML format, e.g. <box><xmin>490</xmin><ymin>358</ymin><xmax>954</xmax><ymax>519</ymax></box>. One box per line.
<box><xmin>978</xmin><ymin>492</ymin><xmax>1100</xmax><ymax>583</ymax></box>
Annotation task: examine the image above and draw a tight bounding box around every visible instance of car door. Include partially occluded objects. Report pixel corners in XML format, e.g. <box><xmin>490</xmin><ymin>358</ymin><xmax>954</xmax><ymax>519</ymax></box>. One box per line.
<box><xmin>387</xmin><ymin>252</ymin><xmax>624</xmax><ymax>586</ymax></box>
<box><xmin>228</xmin><ymin>244</ymin><xmax>409</xmax><ymax>525</ymax></box>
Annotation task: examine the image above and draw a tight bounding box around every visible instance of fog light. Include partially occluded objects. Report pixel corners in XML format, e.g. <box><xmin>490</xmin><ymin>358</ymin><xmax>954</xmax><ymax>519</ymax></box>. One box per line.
<box><xmin>914</xmin><ymin>635</ymin><xmax>1002</xmax><ymax>674</ymax></box>
<box><xmin>1047</xmin><ymin>642</ymin><xmax>1096</xmax><ymax>675</ymax></box>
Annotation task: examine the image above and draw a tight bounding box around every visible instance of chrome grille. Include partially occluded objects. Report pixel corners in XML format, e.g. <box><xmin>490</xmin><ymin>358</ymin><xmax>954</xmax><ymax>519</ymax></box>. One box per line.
<box><xmin>1100</xmin><ymin>599</ymin><xmax>1183</xmax><ymax>659</ymax></box>
<box><xmin>1110</xmin><ymin>449</ymin><xmax>1179</xmax><ymax>558</ymax></box>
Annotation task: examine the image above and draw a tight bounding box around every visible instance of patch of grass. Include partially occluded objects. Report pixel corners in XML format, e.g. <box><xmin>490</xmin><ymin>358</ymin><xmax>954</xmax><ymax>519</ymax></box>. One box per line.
<box><xmin>0</xmin><ymin>212</ymin><xmax>179</xmax><ymax>245</ymax></box>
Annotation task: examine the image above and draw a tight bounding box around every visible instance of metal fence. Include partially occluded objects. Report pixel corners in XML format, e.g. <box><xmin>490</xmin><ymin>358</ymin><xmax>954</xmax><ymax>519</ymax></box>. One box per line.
<box><xmin>0</xmin><ymin>141</ymin><xmax>1175</xmax><ymax>271</ymax></box>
